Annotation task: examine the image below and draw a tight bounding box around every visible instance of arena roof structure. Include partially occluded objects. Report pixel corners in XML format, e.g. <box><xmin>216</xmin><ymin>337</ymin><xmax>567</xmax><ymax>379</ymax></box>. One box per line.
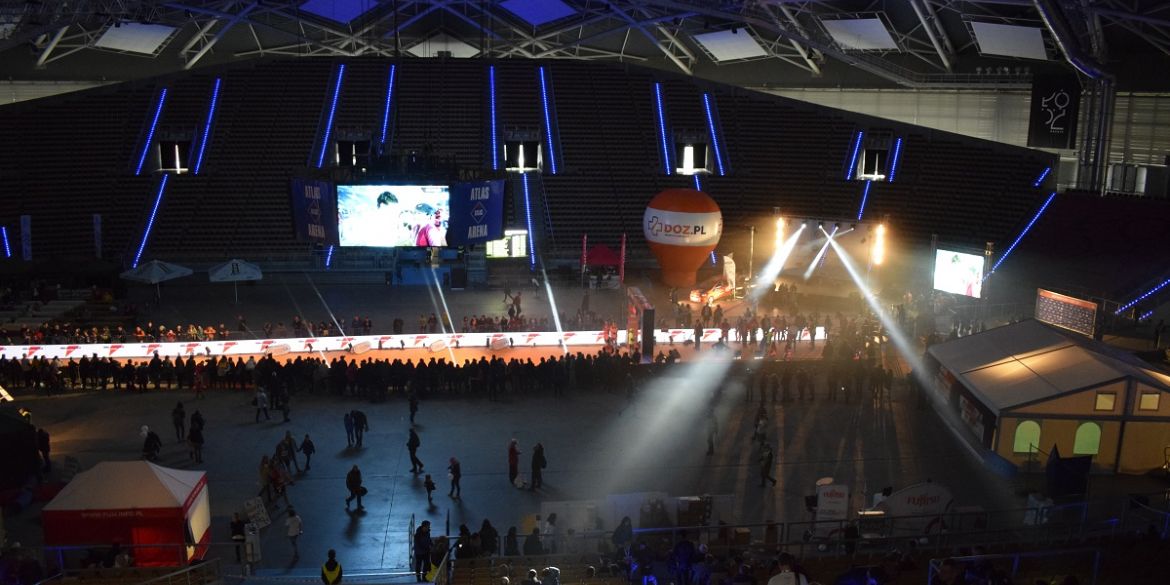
<box><xmin>1</xmin><ymin>0</ymin><xmax>1169</xmax><ymax>91</ymax></box>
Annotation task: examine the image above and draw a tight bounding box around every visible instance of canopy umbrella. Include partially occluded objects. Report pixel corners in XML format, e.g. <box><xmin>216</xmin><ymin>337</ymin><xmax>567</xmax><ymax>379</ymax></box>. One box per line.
<box><xmin>208</xmin><ymin>259</ymin><xmax>263</xmax><ymax>303</ymax></box>
<box><xmin>120</xmin><ymin>260</ymin><xmax>193</xmax><ymax>299</ymax></box>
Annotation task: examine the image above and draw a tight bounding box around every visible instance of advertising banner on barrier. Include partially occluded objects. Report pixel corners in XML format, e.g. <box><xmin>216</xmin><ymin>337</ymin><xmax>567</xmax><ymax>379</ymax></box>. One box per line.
<box><xmin>448</xmin><ymin>180</ymin><xmax>505</xmax><ymax>245</ymax></box>
<box><xmin>290</xmin><ymin>179</ymin><xmax>339</xmax><ymax>244</ymax></box>
<box><xmin>0</xmin><ymin>328</ymin><xmax>830</xmax><ymax>360</ymax></box>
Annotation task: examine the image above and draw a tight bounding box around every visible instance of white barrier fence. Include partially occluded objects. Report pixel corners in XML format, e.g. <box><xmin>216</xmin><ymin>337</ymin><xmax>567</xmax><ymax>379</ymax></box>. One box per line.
<box><xmin>0</xmin><ymin>327</ymin><xmax>825</xmax><ymax>360</ymax></box>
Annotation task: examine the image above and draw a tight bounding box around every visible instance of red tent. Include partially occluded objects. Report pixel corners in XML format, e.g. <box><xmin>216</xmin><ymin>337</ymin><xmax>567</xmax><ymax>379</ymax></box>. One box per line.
<box><xmin>42</xmin><ymin>461</ymin><xmax>211</xmax><ymax>567</ymax></box>
<box><xmin>584</xmin><ymin>245</ymin><xmax>622</xmax><ymax>267</ymax></box>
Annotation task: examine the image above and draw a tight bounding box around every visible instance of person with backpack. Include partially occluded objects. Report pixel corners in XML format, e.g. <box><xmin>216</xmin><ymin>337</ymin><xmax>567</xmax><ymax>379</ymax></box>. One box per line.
<box><xmin>345</xmin><ymin>464</ymin><xmax>365</xmax><ymax>509</ymax></box>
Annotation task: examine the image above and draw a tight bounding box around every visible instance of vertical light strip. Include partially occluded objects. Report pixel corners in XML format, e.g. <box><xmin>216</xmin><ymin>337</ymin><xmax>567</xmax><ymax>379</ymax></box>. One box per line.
<box><xmin>134</xmin><ymin>88</ymin><xmax>168</xmax><ymax>176</ymax></box>
<box><xmin>489</xmin><ymin>65</ymin><xmax>499</xmax><ymax>171</ymax></box>
<box><xmin>132</xmin><ymin>174</ymin><xmax>170</xmax><ymax>268</ymax></box>
<box><xmin>192</xmin><ymin>78</ymin><xmax>222</xmax><ymax>175</ymax></box>
<box><xmin>987</xmin><ymin>192</ymin><xmax>1056</xmax><ymax>277</ymax></box>
<box><xmin>380</xmin><ymin>64</ymin><xmax>397</xmax><ymax>145</ymax></box>
<box><xmin>316</xmin><ymin>63</ymin><xmax>346</xmax><ymax>168</ymax></box>
<box><xmin>1032</xmin><ymin>166</ymin><xmax>1052</xmax><ymax>188</ymax></box>
<box><xmin>844</xmin><ymin>130</ymin><xmax>864</xmax><ymax>181</ymax></box>
<box><xmin>653</xmin><ymin>82</ymin><xmax>671</xmax><ymax>174</ymax></box>
<box><xmin>1117</xmin><ymin>278</ymin><xmax>1170</xmax><ymax>314</ymax></box>
<box><xmin>693</xmin><ymin>174</ymin><xmax>702</xmax><ymax>191</ymax></box>
<box><xmin>0</xmin><ymin>226</ymin><xmax>10</xmax><ymax>258</ymax></box>
<box><xmin>522</xmin><ymin>172</ymin><xmax>536</xmax><ymax>270</ymax></box>
<box><xmin>887</xmin><ymin>137</ymin><xmax>904</xmax><ymax>183</ymax></box>
<box><xmin>538</xmin><ymin>66</ymin><xmax>558</xmax><ymax>175</ymax></box>
<box><xmin>702</xmin><ymin>93</ymin><xmax>726</xmax><ymax>176</ymax></box>
<box><xmin>325</xmin><ymin>245</ymin><xmax>335</xmax><ymax>268</ymax></box>
<box><xmin>856</xmin><ymin>180</ymin><xmax>873</xmax><ymax>221</ymax></box>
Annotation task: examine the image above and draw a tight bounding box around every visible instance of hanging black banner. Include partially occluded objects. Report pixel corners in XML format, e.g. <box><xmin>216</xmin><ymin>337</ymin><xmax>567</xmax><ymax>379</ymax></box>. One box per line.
<box><xmin>1028</xmin><ymin>75</ymin><xmax>1081</xmax><ymax>149</ymax></box>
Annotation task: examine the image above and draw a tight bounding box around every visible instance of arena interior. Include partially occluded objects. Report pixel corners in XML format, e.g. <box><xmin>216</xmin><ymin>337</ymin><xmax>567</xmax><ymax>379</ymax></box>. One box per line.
<box><xmin>2</xmin><ymin>1</ymin><xmax>1170</xmax><ymax>584</ymax></box>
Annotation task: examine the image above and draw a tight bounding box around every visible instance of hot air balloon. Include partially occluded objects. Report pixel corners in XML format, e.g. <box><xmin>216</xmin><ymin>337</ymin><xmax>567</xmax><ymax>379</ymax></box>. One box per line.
<box><xmin>644</xmin><ymin>188</ymin><xmax>722</xmax><ymax>288</ymax></box>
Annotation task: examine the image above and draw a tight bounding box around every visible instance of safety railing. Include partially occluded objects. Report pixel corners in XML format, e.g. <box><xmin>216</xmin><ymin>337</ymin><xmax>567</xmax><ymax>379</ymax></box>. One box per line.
<box><xmin>926</xmin><ymin>549</ymin><xmax>1101</xmax><ymax>585</ymax></box>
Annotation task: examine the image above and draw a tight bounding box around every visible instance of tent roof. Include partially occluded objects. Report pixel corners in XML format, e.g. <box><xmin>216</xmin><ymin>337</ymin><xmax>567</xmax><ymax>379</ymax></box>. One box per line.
<box><xmin>44</xmin><ymin>461</ymin><xmax>205</xmax><ymax>511</ymax></box>
<box><xmin>927</xmin><ymin>320</ymin><xmax>1170</xmax><ymax>414</ymax></box>
<box><xmin>584</xmin><ymin>245</ymin><xmax>622</xmax><ymax>266</ymax></box>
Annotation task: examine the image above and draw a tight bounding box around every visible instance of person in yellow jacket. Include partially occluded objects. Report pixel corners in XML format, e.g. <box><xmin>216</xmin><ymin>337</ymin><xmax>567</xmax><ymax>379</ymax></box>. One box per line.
<box><xmin>321</xmin><ymin>549</ymin><xmax>343</xmax><ymax>585</ymax></box>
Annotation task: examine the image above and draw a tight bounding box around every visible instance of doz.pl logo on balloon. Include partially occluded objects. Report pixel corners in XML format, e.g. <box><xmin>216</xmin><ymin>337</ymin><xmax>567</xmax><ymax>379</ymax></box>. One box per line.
<box><xmin>644</xmin><ymin>188</ymin><xmax>722</xmax><ymax>288</ymax></box>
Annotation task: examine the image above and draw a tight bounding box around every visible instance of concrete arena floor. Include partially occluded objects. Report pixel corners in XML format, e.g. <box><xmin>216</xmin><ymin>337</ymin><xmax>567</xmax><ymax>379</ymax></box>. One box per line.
<box><xmin>7</xmin><ymin>338</ymin><xmax>1024</xmax><ymax>573</ymax></box>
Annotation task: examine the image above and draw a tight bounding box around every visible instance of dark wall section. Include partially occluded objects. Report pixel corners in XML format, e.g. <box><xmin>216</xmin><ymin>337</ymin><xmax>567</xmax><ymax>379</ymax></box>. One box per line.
<box><xmin>0</xmin><ymin>57</ymin><xmax>1053</xmax><ymax>263</ymax></box>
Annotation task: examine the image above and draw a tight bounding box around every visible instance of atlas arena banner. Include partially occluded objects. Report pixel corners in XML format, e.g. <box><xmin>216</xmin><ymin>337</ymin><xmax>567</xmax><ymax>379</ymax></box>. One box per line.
<box><xmin>0</xmin><ymin>327</ymin><xmax>826</xmax><ymax>360</ymax></box>
<box><xmin>448</xmin><ymin>180</ymin><xmax>505</xmax><ymax>245</ymax></box>
<box><xmin>643</xmin><ymin>209</ymin><xmax>722</xmax><ymax>247</ymax></box>
<box><xmin>1027</xmin><ymin>75</ymin><xmax>1080</xmax><ymax>149</ymax></box>
<box><xmin>290</xmin><ymin>179</ymin><xmax>339</xmax><ymax>244</ymax></box>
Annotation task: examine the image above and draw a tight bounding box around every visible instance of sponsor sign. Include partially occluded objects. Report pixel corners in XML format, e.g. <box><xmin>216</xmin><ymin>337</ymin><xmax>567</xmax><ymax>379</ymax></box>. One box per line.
<box><xmin>448</xmin><ymin>180</ymin><xmax>505</xmax><ymax>245</ymax></box>
<box><xmin>643</xmin><ymin>209</ymin><xmax>722</xmax><ymax>247</ymax></box>
<box><xmin>1028</xmin><ymin>75</ymin><xmax>1080</xmax><ymax>149</ymax></box>
<box><xmin>814</xmin><ymin>483</ymin><xmax>850</xmax><ymax>538</ymax></box>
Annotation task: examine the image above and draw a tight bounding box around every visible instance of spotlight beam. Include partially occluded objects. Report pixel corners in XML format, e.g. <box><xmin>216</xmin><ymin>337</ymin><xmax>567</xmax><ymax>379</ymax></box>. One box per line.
<box><xmin>824</xmin><ymin>236</ymin><xmax>925</xmax><ymax>379</ymax></box>
<box><xmin>540</xmin><ymin>268</ymin><xmax>569</xmax><ymax>354</ymax></box>
<box><xmin>427</xmin><ymin>267</ymin><xmax>458</xmax><ymax>363</ymax></box>
<box><xmin>751</xmin><ymin>225</ymin><xmax>806</xmax><ymax>301</ymax></box>
<box><xmin>804</xmin><ymin>226</ymin><xmax>846</xmax><ymax>280</ymax></box>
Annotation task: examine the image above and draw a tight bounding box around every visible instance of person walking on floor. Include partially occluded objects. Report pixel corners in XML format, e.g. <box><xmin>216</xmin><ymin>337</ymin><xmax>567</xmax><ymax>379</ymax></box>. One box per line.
<box><xmin>530</xmin><ymin>443</ymin><xmax>547</xmax><ymax>491</ymax></box>
<box><xmin>321</xmin><ymin>549</ymin><xmax>343</xmax><ymax>585</ymax></box>
<box><xmin>36</xmin><ymin>428</ymin><xmax>51</xmax><ymax>472</ymax></box>
<box><xmin>448</xmin><ymin>457</ymin><xmax>462</xmax><ymax>499</ymax></box>
<box><xmin>299</xmin><ymin>433</ymin><xmax>316</xmax><ymax>471</ymax></box>
<box><xmin>407</xmin><ymin>428</ymin><xmax>424</xmax><ymax>473</ymax></box>
<box><xmin>413</xmin><ymin>520</ymin><xmax>433</xmax><ymax>582</ymax></box>
<box><xmin>230</xmin><ymin>513</ymin><xmax>246</xmax><ymax>563</ymax></box>
<box><xmin>344</xmin><ymin>412</ymin><xmax>355</xmax><ymax>447</ymax></box>
<box><xmin>254</xmin><ymin>389</ymin><xmax>270</xmax><ymax>423</ymax></box>
<box><xmin>286</xmin><ymin>507</ymin><xmax>304</xmax><ymax>561</ymax></box>
<box><xmin>759</xmin><ymin>444</ymin><xmax>777</xmax><ymax>487</ymax></box>
<box><xmin>187</xmin><ymin>424</ymin><xmax>204</xmax><ymax>463</ymax></box>
<box><xmin>424</xmin><ymin>474</ymin><xmax>436</xmax><ymax>504</ymax></box>
<box><xmin>345</xmin><ymin>464</ymin><xmax>365</xmax><ymax>509</ymax></box>
<box><xmin>351</xmin><ymin>409</ymin><xmax>369</xmax><ymax>447</ymax></box>
<box><xmin>409</xmin><ymin>392</ymin><xmax>419</xmax><ymax>423</ymax></box>
<box><xmin>172</xmin><ymin>402</ymin><xmax>186</xmax><ymax>442</ymax></box>
<box><xmin>508</xmin><ymin>439</ymin><xmax>521</xmax><ymax>486</ymax></box>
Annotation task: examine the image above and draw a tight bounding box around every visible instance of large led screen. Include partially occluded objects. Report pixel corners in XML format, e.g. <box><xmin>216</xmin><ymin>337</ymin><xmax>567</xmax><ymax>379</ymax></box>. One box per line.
<box><xmin>337</xmin><ymin>185</ymin><xmax>449</xmax><ymax>247</ymax></box>
<box><xmin>933</xmin><ymin>249</ymin><xmax>986</xmax><ymax>298</ymax></box>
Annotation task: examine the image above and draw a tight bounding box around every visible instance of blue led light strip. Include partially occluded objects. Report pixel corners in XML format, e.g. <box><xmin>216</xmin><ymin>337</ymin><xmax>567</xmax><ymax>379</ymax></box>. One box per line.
<box><xmin>380</xmin><ymin>65</ymin><xmax>397</xmax><ymax>145</ymax></box>
<box><xmin>653</xmin><ymin>83</ymin><xmax>671</xmax><ymax>175</ymax></box>
<box><xmin>325</xmin><ymin>245</ymin><xmax>335</xmax><ymax>268</ymax></box>
<box><xmin>132</xmin><ymin>174</ymin><xmax>170</xmax><ymax>268</ymax></box>
<box><xmin>1032</xmin><ymin>166</ymin><xmax>1051</xmax><ymax>188</ymax></box>
<box><xmin>1116</xmin><ymin>278</ymin><xmax>1170</xmax><ymax>314</ymax></box>
<box><xmin>987</xmin><ymin>192</ymin><xmax>1056</xmax><ymax>277</ymax></box>
<box><xmin>844</xmin><ymin>130</ymin><xmax>864</xmax><ymax>181</ymax></box>
<box><xmin>1140</xmin><ymin>309</ymin><xmax>1155</xmax><ymax>321</ymax></box>
<box><xmin>856</xmin><ymin>180</ymin><xmax>873</xmax><ymax>221</ymax></box>
<box><xmin>489</xmin><ymin>65</ymin><xmax>499</xmax><ymax>171</ymax></box>
<box><xmin>0</xmin><ymin>226</ymin><xmax>10</xmax><ymax>258</ymax></box>
<box><xmin>135</xmin><ymin>88</ymin><xmax>168</xmax><ymax>176</ymax></box>
<box><xmin>316</xmin><ymin>64</ymin><xmax>346</xmax><ymax>168</ymax></box>
<box><xmin>887</xmin><ymin>137</ymin><xmax>904</xmax><ymax>183</ymax></box>
<box><xmin>192</xmin><ymin>78</ymin><xmax>222</xmax><ymax>175</ymax></box>
<box><xmin>709</xmin><ymin>251</ymin><xmax>717</xmax><ymax>266</ymax></box>
<box><xmin>703</xmin><ymin>93</ymin><xmax>726</xmax><ymax>176</ymax></box>
<box><xmin>693</xmin><ymin>174</ymin><xmax>702</xmax><ymax>191</ymax></box>
<box><xmin>538</xmin><ymin>66</ymin><xmax>558</xmax><ymax>175</ymax></box>
<box><xmin>522</xmin><ymin>173</ymin><xmax>536</xmax><ymax>270</ymax></box>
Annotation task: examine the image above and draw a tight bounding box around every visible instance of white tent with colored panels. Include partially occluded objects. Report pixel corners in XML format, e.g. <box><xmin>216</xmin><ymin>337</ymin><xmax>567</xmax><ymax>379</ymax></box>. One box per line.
<box><xmin>925</xmin><ymin>320</ymin><xmax>1170</xmax><ymax>474</ymax></box>
<box><xmin>42</xmin><ymin>461</ymin><xmax>211</xmax><ymax>566</ymax></box>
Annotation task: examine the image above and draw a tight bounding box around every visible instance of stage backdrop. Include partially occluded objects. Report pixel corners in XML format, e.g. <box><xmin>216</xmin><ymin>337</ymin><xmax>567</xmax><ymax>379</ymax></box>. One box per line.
<box><xmin>290</xmin><ymin>179</ymin><xmax>339</xmax><ymax>245</ymax></box>
<box><xmin>448</xmin><ymin>180</ymin><xmax>505</xmax><ymax>245</ymax></box>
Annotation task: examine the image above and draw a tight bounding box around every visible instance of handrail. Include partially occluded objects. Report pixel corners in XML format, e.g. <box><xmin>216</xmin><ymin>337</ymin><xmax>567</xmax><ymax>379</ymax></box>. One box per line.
<box><xmin>926</xmin><ymin>548</ymin><xmax>1101</xmax><ymax>585</ymax></box>
<box><xmin>137</xmin><ymin>558</ymin><xmax>221</xmax><ymax>585</ymax></box>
